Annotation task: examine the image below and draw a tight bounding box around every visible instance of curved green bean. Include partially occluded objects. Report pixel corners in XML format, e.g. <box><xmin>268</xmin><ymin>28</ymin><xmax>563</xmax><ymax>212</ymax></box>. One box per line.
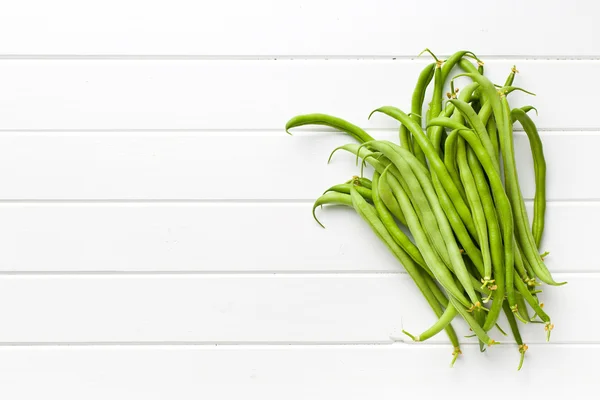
<box><xmin>511</xmin><ymin>108</ymin><xmax>547</xmax><ymax>248</ymax></box>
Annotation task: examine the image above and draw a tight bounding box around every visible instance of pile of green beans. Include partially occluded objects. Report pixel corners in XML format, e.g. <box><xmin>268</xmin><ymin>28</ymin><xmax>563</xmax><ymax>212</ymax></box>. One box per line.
<box><xmin>286</xmin><ymin>49</ymin><xmax>563</xmax><ymax>370</ymax></box>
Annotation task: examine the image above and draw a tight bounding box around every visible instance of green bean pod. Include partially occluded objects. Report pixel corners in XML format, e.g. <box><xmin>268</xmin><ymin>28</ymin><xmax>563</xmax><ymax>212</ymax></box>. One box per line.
<box><xmin>410</xmin><ymin>62</ymin><xmax>436</xmax><ymax>165</ymax></box>
<box><xmin>372</xmin><ymin>172</ymin><xmax>428</xmax><ymax>270</ymax></box>
<box><xmin>511</xmin><ymin>108</ymin><xmax>547</xmax><ymax>248</ymax></box>
<box><xmin>323</xmin><ymin>184</ymin><xmax>373</xmax><ymax>201</ymax></box>
<box><xmin>286</xmin><ymin>113</ymin><xmax>374</xmax><ymax>143</ymax></box>
<box><xmin>502</xmin><ymin>301</ymin><xmax>528</xmax><ymax>370</ymax></box>
<box><xmin>456</xmin><ymin>138</ymin><xmax>492</xmax><ymax>283</ymax></box>
<box><xmin>348</xmin><ymin>187</ymin><xmax>463</xmax><ymax>354</ymax></box>
<box><xmin>381</xmin><ymin>165</ymin><xmax>471</xmax><ymax>308</ymax></box>
<box><xmin>497</xmin><ymin>96</ymin><xmax>563</xmax><ymax>286</ymax></box>
<box><xmin>368</xmin><ymin>106</ymin><xmax>478</xmax><ymax>239</ymax></box>
<box><xmin>448</xmin><ymin>98</ymin><xmax>499</xmax><ymax>171</ymax></box>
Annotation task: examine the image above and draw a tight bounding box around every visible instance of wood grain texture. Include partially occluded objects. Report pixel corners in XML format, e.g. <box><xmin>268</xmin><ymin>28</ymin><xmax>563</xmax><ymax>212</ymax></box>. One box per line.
<box><xmin>0</xmin><ymin>202</ymin><xmax>592</xmax><ymax>273</ymax></box>
<box><xmin>0</xmin><ymin>344</ymin><xmax>596</xmax><ymax>400</ymax></box>
<box><xmin>0</xmin><ymin>0</ymin><xmax>596</xmax><ymax>56</ymax></box>
<box><xmin>0</xmin><ymin>274</ymin><xmax>592</xmax><ymax>344</ymax></box>
<box><xmin>0</xmin><ymin>60</ymin><xmax>596</xmax><ymax>130</ymax></box>
<box><xmin>0</xmin><ymin>131</ymin><xmax>594</xmax><ymax>200</ymax></box>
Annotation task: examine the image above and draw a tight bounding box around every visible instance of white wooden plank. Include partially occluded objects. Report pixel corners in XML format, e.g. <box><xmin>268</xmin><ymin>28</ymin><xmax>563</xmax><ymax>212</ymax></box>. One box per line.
<box><xmin>0</xmin><ymin>0</ymin><xmax>596</xmax><ymax>56</ymax></box>
<box><xmin>0</xmin><ymin>60</ymin><xmax>596</xmax><ymax>130</ymax></box>
<box><xmin>0</xmin><ymin>274</ymin><xmax>591</xmax><ymax>344</ymax></box>
<box><xmin>0</xmin><ymin>344</ymin><xmax>596</xmax><ymax>400</ymax></box>
<box><xmin>0</xmin><ymin>202</ymin><xmax>592</xmax><ymax>273</ymax></box>
<box><xmin>0</xmin><ymin>131</ymin><xmax>594</xmax><ymax>200</ymax></box>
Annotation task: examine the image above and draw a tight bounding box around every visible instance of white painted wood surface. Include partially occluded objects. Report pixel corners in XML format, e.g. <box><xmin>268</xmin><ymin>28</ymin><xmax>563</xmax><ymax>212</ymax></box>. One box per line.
<box><xmin>0</xmin><ymin>0</ymin><xmax>598</xmax><ymax>398</ymax></box>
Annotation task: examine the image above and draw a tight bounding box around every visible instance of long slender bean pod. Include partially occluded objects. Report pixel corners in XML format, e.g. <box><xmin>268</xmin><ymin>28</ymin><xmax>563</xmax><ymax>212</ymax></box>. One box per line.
<box><xmin>456</xmin><ymin>138</ymin><xmax>492</xmax><ymax>284</ymax></box>
<box><xmin>286</xmin><ymin>113</ymin><xmax>374</xmax><ymax>143</ymax></box>
<box><xmin>503</xmin><ymin>301</ymin><xmax>528</xmax><ymax>370</ymax></box>
<box><xmin>372</xmin><ymin>172</ymin><xmax>428</xmax><ymax>270</ymax></box>
<box><xmin>511</xmin><ymin>108</ymin><xmax>547</xmax><ymax>248</ymax></box>
<box><xmin>349</xmin><ymin>187</ymin><xmax>463</xmax><ymax>356</ymax></box>
<box><xmin>368</xmin><ymin>106</ymin><xmax>478</xmax><ymax>238</ymax></box>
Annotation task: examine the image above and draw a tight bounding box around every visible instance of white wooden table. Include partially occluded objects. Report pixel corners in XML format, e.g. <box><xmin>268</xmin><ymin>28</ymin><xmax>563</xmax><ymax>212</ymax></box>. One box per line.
<box><xmin>0</xmin><ymin>1</ymin><xmax>597</xmax><ymax>398</ymax></box>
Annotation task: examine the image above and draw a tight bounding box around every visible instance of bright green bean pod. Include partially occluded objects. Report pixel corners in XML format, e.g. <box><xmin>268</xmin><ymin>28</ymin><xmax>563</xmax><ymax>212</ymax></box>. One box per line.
<box><xmin>323</xmin><ymin>184</ymin><xmax>373</xmax><ymax>201</ymax></box>
<box><xmin>368</xmin><ymin>106</ymin><xmax>477</xmax><ymax>239</ymax></box>
<box><xmin>349</xmin><ymin>187</ymin><xmax>463</xmax><ymax>355</ymax></box>
<box><xmin>345</xmin><ymin>176</ymin><xmax>373</xmax><ymax>190</ymax></box>
<box><xmin>427</xmin><ymin>62</ymin><xmax>444</xmax><ymax>141</ymax></box>
<box><xmin>365</xmin><ymin>143</ymin><xmax>452</xmax><ymax>266</ymax></box>
<box><xmin>456</xmin><ymin>138</ymin><xmax>492</xmax><ymax>283</ymax></box>
<box><xmin>504</xmin><ymin>65</ymin><xmax>518</xmax><ymax>87</ymax></box>
<box><xmin>372</xmin><ymin>172</ymin><xmax>428</xmax><ymax>270</ymax></box>
<box><xmin>431</xmin><ymin>171</ymin><xmax>485</xmax><ymax>275</ymax></box>
<box><xmin>400</xmin><ymin>125</ymin><xmax>413</xmax><ymax>153</ymax></box>
<box><xmin>511</xmin><ymin>108</ymin><xmax>547</xmax><ymax>248</ymax></box>
<box><xmin>442</xmin><ymin>51</ymin><xmax>482</xmax><ymax>82</ymax></box>
<box><xmin>328</xmin><ymin>144</ymin><xmax>409</xmax><ymax>227</ymax></box>
<box><xmin>382</xmin><ymin>166</ymin><xmax>471</xmax><ymax>308</ymax></box>
<box><xmin>469</xmin><ymin>148</ymin><xmax>505</xmax><ymax>331</ymax></box>
<box><xmin>516</xmin><ymin>292</ymin><xmax>531</xmax><ymax>322</ymax></box>
<box><xmin>410</xmin><ymin>62</ymin><xmax>436</xmax><ymax>165</ymax></box>
<box><xmin>430</xmin><ymin>103</ymin><xmax>457</xmax><ymax>155</ymax></box>
<box><xmin>502</xmin><ymin>301</ymin><xmax>528</xmax><ymax>370</ymax></box>
<box><xmin>449</xmin><ymin>72</ymin><xmax>521</xmax><ymax>311</ymax></box>
<box><xmin>448</xmin><ymin>99</ymin><xmax>499</xmax><ymax>172</ymax></box>
<box><xmin>498</xmin><ymin>96</ymin><xmax>563</xmax><ymax>286</ymax></box>
<box><xmin>403</xmin><ymin>302</ymin><xmax>459</xmax><ymax>342</ymax></box>
<box><xmin>443</xmin><ymin>129</ymin><xmax>466</xmax><ymax>206</ymax></box>
<box><xmin>286</xmin><ymin>113</ymin><xmax>374</xmax><ymax>143</ymax></box>
<box><xmin>375</xmin><ymin>145</ymin><xmax>480</xmax><ymax>307</ymax></box>
<box><xmin>426</xmin><ymin>114</ymin><xmax>516</xmax><ymax>320</ymax></box>
<box><xmin>486</xmin><ymin>117</ymin><xmax>499</xmax><ymax>164</ymax></box>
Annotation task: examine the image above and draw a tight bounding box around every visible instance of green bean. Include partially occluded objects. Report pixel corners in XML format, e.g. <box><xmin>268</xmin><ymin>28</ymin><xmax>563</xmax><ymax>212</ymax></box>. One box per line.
<box><xmin>441</xmin><ymin>51</ymin><xmax>482</xmax><ymax>82</ymax></box>
<box><xmin>323</xmin><ymin>183</ymin><xmax>373</xmax><ymax>201</ymax></box>
<box><xmin>513</xmin><ymin>242</ymin><xmax>530</xmax><ymax>282</ymax></box>
<box><xmin>381</xmin><ymin>165</ymin><xmax>471</xmax><ymax>308</ymax></box>
<box><xmin>520</xmin><ymin>105</ymin><xmax>538</xmax><ymax>116</ymax></box>
<box><xmin>497</xmin><ymin>96</ymin><xmax>563</xmax><ymax>286</ymax></box>
<box><xmin>486</xmin><ymin>116</ymin><xmax>499</xmax><ymax>164</ymax></box>
<box><xmin>286</xmin><ymin>113</ymin><xmax>374</xmax><ymax>143</ymax></box>
<box><xmin>374</xmin><ymin>141</ymin><xmax>484</xmax><ymax>302</ymax></box>
<box><xmin>449</xmin><ymin>72</ymin><xmax>522</xmax><ymax>312</ymax></box>
<box><xmin>403</xmin><ymin>302</ymin><xmax>459</xmax><ymax>343</ymax></box>
<box><xmin>372</xmin><ymin>172</ymin><xmax>428</xmax><ymax>270</ymax></box>
<box><xmin>311</xmin><ymin>192</ymin><xmax>354</xmax><ymax>228</ymax></box>
<box><xmin>368</xmin><ymin>106</ymin><xmax>478</xmax><ymax>239</ymax></box>
<box><xmin>516</xmin><ymin>292</ymin><xmax>531</xmax><ymax>322</ymax></box>
<box><xmin>514</xmin><ymin>276</ymin><xmax>552</xmax><ymax>337</ymax></box>
<box><xmin>422</xmin><ymin>51</ymin><xmax>444</xmax><ymax>143</ymax></box>
<box><xmin>345</xmin><ymin>176</ymin><xmax>372</xmax><ymax>189</ymax></box>
<box><xmin>518</xmin><ymin>241</ymin><xmax>537</xmax><ymax>283</ymax></box>
<box><xmin>504</xmin><ymin>65</ymin><xmax>518</xmax><ymax>87</ymax></box>
<box><xmin>410</xmin><ymin>61</ymin><xmax>437</xmax><ymax>165</ymax></box>
<box><xmin>349</xmin><ymin>187</ymin><xmax>462</xmax><ymax>356</ymax></box>
<box><xmin>365</xmin><ymin>142</ymin><xmax>453</xmax><ymax>266</ymax></box>
<box><xmin>449</xmin><ymin>99</ymin><xmax>499</xmax><ymax>171</ymax></box>
<box><xmin>468</xmin><ymin>146</ymin><xmax>506</xmax><ymax>331</ymax></box>
<box><xmin>430</xmin><ymin>102</ymin><xmax>458</xmax><ymax>155</ymax></box>
<box><xmin>458</xmin><ymin>58</ymin><xmax>479</xmax><ymax>75</ymax></box>
<box><xmin>443</xmin><ymin>129</ymin><xmax>466</xmax><ymax>206</ymax></box>
<box><xmin>456</xmin><ymin>138</ymin><xmax>492</xmax><ymax>284</ymax></box>
<box><xmin>511</xmin><ymin>108</ymin><xmax>547</xmax><ymax>248</ymax></box>
<box><xmin>400</xmin><ymin>125</ymin><xmax>413</xmax><ymax>153</ymax></box>
<box><xmin>378</xmin><ymin>176</ymin><xmax>408</xmax><ymax>225</ymax></box>
<box><xmin>328</xmin><ymin>144</ymin><xmax>411</xmax><ymax>227</ymax></box>
<box><xmin>424</xmin><ymin>276</ymin><xmax>449</xmax><ymax>307</ymax></box>
<box><xmin>502</xmin><ymin>301</ymin><xmax>528</xmax><ymax>370</ymax></box>
<box><xmin>475</xmin><ymin>86</ymin><xmax>533</xmax><ymax>127</ymax></box>
<box><xmin>430</xmin><ymin>171</ymin><xmax>485</xmax><ymax>274</ymax></box>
